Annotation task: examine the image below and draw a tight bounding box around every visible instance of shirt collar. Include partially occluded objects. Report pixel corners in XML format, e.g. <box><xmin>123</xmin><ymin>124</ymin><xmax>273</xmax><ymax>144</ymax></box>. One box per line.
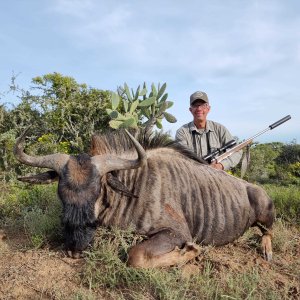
<box><xmin>189</xmin><ymin>120</ymin><xmax>215</xmax><ymax>133</ymax></box>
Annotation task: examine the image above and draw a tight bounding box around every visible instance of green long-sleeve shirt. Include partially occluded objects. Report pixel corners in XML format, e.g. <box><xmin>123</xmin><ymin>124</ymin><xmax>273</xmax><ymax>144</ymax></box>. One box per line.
<box><xmin>175</xmin><ymin>120</ymin><xmax>242</xmax><ymax>170</ymax></box>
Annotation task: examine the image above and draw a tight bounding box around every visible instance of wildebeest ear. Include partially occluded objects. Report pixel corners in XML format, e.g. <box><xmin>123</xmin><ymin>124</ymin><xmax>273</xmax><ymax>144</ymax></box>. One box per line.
<box><xmin>106</xmin><ymin>173</ymin><xmax>138</xmax><ymax>198</ymax></box>
<box><xmin>18</xmin><ymin>171</ymin><xmax>59</xmax><ymax>184</ymax></box>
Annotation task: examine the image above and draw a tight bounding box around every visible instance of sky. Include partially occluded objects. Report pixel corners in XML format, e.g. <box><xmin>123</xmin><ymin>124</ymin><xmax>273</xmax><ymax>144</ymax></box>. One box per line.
<box><xmin>1</xmin><ymin>0</ymin><xmax>299</xmax><ymax>143</ymax></box>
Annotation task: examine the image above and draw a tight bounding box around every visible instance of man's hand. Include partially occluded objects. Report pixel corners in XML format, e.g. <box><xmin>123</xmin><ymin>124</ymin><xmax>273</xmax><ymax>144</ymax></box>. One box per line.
<box><xmin>210</xmin><ymin>162</ymin><xmax>224</xmax><ymax>170</ymax></box>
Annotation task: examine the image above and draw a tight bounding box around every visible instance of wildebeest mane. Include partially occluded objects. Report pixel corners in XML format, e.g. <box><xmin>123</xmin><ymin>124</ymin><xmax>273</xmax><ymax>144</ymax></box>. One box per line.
<box><xmin>91</xmin><ymin>129</ymin><xmax>207</xmax><ymax>165</ymax></box>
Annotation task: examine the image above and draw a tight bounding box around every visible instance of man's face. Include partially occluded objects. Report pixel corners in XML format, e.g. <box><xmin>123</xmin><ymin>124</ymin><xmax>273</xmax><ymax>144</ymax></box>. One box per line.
<box><xmin>189</xmin><ymin>100</ymin><xmax>210</xmax><ymax>122</ymax></box>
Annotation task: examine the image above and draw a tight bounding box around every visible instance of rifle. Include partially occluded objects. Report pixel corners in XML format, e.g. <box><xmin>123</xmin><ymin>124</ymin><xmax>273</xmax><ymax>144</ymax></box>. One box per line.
<box><xmin>203</xmin><ymin>139</ymin><xmax>237</xmax><ymax>163</ymax></box>
<box><xmin>205</xmin><ymin>115</ymin><xmax>291</xmax><ymax>164</ymax></box>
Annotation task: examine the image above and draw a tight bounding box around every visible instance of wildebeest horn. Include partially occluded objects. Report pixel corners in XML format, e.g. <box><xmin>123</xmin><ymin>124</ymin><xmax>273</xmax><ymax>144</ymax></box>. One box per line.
<box><xmin>14</xmin><ymin>126</ymin><xmax>69</xmax><ymax>174</ymax></box>
<box><xmin>91</xmin><ymin>129</ymin><xmax>147</xmax><ymax>175</ymax></box>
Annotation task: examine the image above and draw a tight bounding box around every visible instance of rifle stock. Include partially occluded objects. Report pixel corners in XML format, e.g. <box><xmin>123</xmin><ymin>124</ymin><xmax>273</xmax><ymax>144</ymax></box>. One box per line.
<box><xmin>212</xmin><ymin>138</ymin><xmax>252</xmax><ymax>163</ymax></box>
<box><xmin>211</xmin><ymin>115</ymin><xmax>291</xmax><ymax>164</ymax></box>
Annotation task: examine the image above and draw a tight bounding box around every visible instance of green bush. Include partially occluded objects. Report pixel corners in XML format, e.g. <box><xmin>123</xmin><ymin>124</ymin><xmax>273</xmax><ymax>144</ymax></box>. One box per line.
<box><xmin>0</xmin><ymin>183</ymin><xmax>57</xmax><ymax>218</ymax></box>
<box><xmin>263</xmin><ymin>184</ymin><xmax>300</xmax><ymax>225</ymax></box>
<box><xmin>23</xmin><ymin>204</ymin><xmax>62</xmax><ymax>248</ymax></box>
<box><xmin>0</xmin><ymin>182</ymin><xmax>62</xmax><ymax>247</ymax></box>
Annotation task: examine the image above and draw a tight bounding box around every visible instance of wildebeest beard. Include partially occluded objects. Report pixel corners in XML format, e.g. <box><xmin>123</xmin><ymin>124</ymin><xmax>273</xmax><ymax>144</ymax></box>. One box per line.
<box><xmin>57</xmin><ymin>154</ymin><xmax>101</xmax><ymax>252</ymax></box>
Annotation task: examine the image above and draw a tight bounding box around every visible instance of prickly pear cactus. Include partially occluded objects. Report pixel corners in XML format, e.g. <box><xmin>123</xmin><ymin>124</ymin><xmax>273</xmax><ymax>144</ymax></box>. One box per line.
<box><xmin>107</xmin><ymin>82</ymin><xmax>177</xmax><ymax>131</ymax></box>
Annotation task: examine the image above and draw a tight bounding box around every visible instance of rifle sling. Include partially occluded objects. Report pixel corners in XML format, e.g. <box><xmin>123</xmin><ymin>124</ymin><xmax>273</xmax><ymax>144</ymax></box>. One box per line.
<box><xmin>190</xmin><ymin>123</ymin><xmax>211</xmax><ymax>158</ymax></box>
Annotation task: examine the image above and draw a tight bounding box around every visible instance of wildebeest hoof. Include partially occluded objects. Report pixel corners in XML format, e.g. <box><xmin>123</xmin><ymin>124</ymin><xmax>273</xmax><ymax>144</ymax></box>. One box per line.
<box><xmin>67</xmin><ymin>250</ymin><xmax>83</xmax><ymax>259</ymax></box>
<box><xmin>263</xmin><ymin>252</ymin><xmax>273</xmax><ymax>262</ymax></box>
<box><xmin>181</xmin><ymin>242</ymin><xmax>201</xmax><ymax>255</ymax></box>
<box><xmin>261</xmin><ymin>234</ymin><xmax>273</xmax><ymax>262</ymax></box>
<box><xmin>0</xmin><ymin>230</ymin><xmax>7</xmax><ymax>240</ymax></box>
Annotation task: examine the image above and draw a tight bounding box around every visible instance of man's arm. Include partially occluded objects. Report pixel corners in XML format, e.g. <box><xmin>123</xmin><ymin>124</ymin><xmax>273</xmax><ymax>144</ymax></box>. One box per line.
<box><xmin>175</xmin><ymin>127</ymin><xmax>189</xmax><ymax>147</ymax></box>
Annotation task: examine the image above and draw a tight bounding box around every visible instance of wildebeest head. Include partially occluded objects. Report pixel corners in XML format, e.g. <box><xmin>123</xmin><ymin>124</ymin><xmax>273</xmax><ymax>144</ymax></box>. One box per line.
<box><xmin>14</xmin><ymin>127</ymin><xmax>147</xmax><ymax>258</ymax></box>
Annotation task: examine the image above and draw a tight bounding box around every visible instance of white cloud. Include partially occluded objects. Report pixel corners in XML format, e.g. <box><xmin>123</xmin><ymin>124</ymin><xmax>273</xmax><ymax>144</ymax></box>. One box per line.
<box><xmin>47</xmin><ymin>0</ymin><xmax>299</xmax><ymax>80</ymax></box>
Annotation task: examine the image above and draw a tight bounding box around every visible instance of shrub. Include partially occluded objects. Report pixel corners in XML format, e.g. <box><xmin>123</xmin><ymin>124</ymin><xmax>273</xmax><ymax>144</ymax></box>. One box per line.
<box><xmin>0</xmin><ymin>182</ymin><xmax>62</xmax><ymax>247</ymax></box>
<box><xmin>263</xmin><ymin>184</ymin><xmax>300</xmax><ymax>225</ymax></box>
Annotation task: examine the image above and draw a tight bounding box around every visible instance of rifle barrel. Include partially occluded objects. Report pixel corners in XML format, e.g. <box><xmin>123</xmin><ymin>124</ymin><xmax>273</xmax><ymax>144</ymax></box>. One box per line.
<box><xmin>269</xmin><ymin>115</ymin><xmax>291</xmax><ymax>130</ymax></box>
<box><xmin>213</xmin><ymin>115</ymin><xmax>291</xmax><ymax>164</ymax></box>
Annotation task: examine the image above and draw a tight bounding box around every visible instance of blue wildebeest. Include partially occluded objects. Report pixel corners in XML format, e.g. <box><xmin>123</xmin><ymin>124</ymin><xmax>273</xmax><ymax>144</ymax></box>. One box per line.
<box><xmin>14</xmin><ymin>128</ymin><xmax>274</xmax><ymax>267</ymax></box>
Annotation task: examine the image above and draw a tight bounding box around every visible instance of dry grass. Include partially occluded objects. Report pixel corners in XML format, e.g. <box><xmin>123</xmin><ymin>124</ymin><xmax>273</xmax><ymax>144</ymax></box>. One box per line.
<box><xmin>0</xmin><ymin>182</ymin><xmax>299</xmax><ymax>299</ymax></box>
<box><xmin>0</xmin><ymin>219</ymin><xmax>299</xmax><ymax>300</ymax></box>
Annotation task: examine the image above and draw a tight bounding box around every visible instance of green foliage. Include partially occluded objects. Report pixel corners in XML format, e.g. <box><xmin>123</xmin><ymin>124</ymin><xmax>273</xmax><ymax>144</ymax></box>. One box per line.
<box><xmin>107</xmin><ymin>82</ymin><xmax>176</xmax><ymax>130</ymax></box>
<box><xmin>233</xmin><ymin>142</ymin><xmax>300</xmax><ymax>185</ymax></box>
<box><xmin>0</xmin><ymin>129</ymin><xmax>17</xmax><ymax>176</ymax></box>
<box><xmin>36</xmin><ymin>133</ymin><xmax>71</xmax><ymax>154</ymax></box>
<box><xmin>0</xmin><ymin>72</ymin><xmax>119</xmax><ymax>182</ymax></box>
<box><xmin>244</xmin><ymin>142</ymin><xmax>283</xmax><ymax>182</ymax></box>
<box><xmin>272</xmin><ymin>142</ymin><xmax>300</xmax><ymax>183</ymax></box>
<box><xmin>1</xmin><ymin>73</ymin><xmax>112</xmax><ymax>154</ymax></box>
<box><xmin>263</xmin><ymin>184</ymin><xmax>300</xmax><ymax>225</ymax></box>
<box><xmin>288</xmin><ymin>162</ymin><xmax>300</xmax><ymax>177</ymax></box>
<box><xmin>23</xmin><ymin>203</ymin><xmax>62</xmax><ymax>248</ymax></box>
<box><xmin>0</xmin><ymin>182</ymin><xmax>62</xmax><ymax>247</ymax></box>
<box><xmin>0</xmin><ymin>100</ymin><xmax>43</xmax><ymax>179</ymax></box>
<box><xmin>28</xmin><ymin>73</ymin><xmax>111</xmax><ymax>151</ymax></box>
<box><xmin>2</xmin><ymin>131</ymin><xmax>73</xmax><ymax>180</ymax></box>
<box><xmin>275</xmin><ymin>141</ymin><xmax>300</xmax><ymax>165</ymax></box>
<box><xmin>0</xmin><ymin>183</ymin><xmax>53</xmax><ymax>218</ymax></box>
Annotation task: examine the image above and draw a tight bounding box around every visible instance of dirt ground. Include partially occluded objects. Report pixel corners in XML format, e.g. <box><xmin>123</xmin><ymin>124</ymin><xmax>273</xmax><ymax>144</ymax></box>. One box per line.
<box><xmin>0</xmin><ymin>227</ymin><xmax>299</xmax><ymax>300</ymax></box>
<box><xmin>0</xmin><ymin>227</ymin><xmax>110</xmax><ymax>300</ymax></box>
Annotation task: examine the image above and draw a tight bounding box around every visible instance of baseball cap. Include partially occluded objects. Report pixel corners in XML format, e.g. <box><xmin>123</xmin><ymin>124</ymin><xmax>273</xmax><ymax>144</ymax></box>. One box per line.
<box><xmin>190</xmin><ymin>91</ymin><xmax>209</xmax><ymax>105</ymax></box>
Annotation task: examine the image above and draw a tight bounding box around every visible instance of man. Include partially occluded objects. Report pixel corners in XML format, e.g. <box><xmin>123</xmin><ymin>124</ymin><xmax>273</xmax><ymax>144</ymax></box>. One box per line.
<box><xmin>175</xmin><ymin>91</ymin><xmax>242</xmax><ymax>170</ymax></box>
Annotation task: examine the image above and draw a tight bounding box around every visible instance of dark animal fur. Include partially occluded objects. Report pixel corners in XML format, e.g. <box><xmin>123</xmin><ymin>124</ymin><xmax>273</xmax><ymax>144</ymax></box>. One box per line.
<box><xmin>91</xmin><ymin>129</ymin><xmax>208</xmax><ymax>164</ymax></box>
<box><xmin>58</xmin><ymin>154</ymin><xmax>101</xmax><ymax>251</ymax></box>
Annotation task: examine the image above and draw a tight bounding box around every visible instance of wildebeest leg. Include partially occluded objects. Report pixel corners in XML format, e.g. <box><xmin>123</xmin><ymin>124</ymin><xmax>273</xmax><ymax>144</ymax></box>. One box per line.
<box><xmin>257</xmin><ymin>223</ymin><xmax>273</xmax><ymax>261</ymax></box>
<box><xmin>248</xmin><ymin>187</ymin><xmax>275</xmax><ymax>261</ymax></box>
<box><xmin>256</xmin><ymin>204</ymin><xmax>274</xmax><ymax>261</ymax></box>
<box><xmin>127</xmin><ymin>229</ymin><xmax>200</xmax><ymax>268</ymax></box>
<box><xmin>247</xmin><ymin>185</ymin><xmax>274</xmax><ymax>261</ymax></box>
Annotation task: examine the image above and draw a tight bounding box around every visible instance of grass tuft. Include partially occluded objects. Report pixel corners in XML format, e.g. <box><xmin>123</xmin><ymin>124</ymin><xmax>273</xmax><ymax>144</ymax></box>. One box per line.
<box><xmin>0</xmin><ymin>182</ymin><xmax>62</xmax><ymax>248</ymax></box>
<box><xmin>263</xmin><ymin>184</ymin><xmax>300</xmax><ymax>225</ymax></box>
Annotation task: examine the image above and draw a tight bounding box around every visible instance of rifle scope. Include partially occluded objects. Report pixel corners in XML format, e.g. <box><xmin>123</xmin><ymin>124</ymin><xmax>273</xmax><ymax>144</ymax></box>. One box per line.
<box><xmin>203</xmin><ymin>139</ymin><xmax>236</xmax><ymax>162</ymax></box>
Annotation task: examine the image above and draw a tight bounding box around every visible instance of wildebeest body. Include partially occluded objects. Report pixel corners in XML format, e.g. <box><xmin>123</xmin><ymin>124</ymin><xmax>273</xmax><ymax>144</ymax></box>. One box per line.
<box><xmin>91</xmin><ymin>147</ymin><xmax>271</xmax><ymax>247</ymax></box>
<box><xmin>14</xmin><ymin>129</ymin><xmax>274</xmax><ymax>267</ymax></box>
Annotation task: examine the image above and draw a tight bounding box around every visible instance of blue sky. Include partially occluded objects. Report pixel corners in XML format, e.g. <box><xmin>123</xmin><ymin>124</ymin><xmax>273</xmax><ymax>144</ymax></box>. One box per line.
<box><xmin>1</xmin><ymin>0</ymin><xmax>299</xmax><ymax>143</ymax></box>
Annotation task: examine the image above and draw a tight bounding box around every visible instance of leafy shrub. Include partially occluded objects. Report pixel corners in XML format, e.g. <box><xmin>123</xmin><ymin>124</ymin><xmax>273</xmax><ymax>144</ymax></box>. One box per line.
<box><xmin>288</xmin><ymin>162</ymin><xmax>300</xmax><ymax>177</ymax></box>
<box><xmin>0</xmin><ymin>182</ymin><xmax>62</xmax><ymax>247</ymax></box>
<box><xmin>23</xmin><ymin>203</ymin><xmax>62</xmax><ymax>248</ymax></box>
<box><xmin>263</xmin><ymin>184</ymin><xmax>300</xmax><ymax>225</ymax></box>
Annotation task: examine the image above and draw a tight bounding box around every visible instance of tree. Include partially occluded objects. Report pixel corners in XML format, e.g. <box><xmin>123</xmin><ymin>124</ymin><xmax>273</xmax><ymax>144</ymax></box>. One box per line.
<box><xmin>242</xmin><ymin>142</ymin><xmax>283</xmax><ymax>183</ymax></box>
<box><xmin>275</xmin><ymin>142</ymin><xmax>300</xmax><ymax>181</ymax></box>
<box><xmin>275</xmin><ymin>141</ymin><xmax>300</xmax><ymax>165</ymax></box>
<box><xmin>0</xmin><ymin>73</ymin><xmax>113</xmax><ymax>179</ymax></box>
<box><xmin>27</xmin><ymin>73</ymin><xmax>111</xmax><ymax>151</ymax></box>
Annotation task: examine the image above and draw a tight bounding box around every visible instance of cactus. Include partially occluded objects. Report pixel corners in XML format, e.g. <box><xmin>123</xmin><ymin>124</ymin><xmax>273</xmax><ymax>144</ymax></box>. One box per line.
<box><xmin>107</xmin><ymin>82</ymin><xmax>177</xmax><ymax>132</ymax></box>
